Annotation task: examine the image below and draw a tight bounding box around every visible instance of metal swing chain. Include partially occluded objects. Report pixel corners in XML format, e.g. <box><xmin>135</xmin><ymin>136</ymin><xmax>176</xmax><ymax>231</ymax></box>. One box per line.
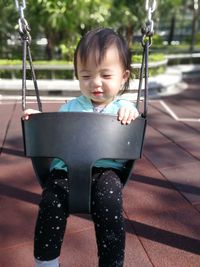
<box><xmin>143</xmin><ymin>0</ymin><xmax>157</xmax><ymax>45</ymax></box>
<box><xmin>14</xmin><ymin>0</ymin><xmax>42</xmax><ymax>112</ymax></box>
<box><xmin>136</xmin><ymin>0</ymin><xmax>156</xmax><ymax>117</ymax></box>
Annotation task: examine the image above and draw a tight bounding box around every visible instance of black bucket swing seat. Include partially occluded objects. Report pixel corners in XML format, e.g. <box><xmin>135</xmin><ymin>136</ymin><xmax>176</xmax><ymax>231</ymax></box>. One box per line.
<box><xmin>22</xmin><ymin>111</ymin><xmax>147</xmax><ymax>213</ymax></box>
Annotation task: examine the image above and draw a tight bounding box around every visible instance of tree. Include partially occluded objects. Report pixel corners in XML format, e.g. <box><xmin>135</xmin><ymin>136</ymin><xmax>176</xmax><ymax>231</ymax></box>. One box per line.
<box><xmin>157</xmin><ymin>0</ymin><xmax>183</xmax><ymax>45</ymax></box>
<box><xmin>3</xmin><ymin>0</ymin><xmax>197</xmax><ymax>60</ymax></box>
<box><xmin>26</xmin><ymin>0</ymin><xmax>112</xmax><ymax>60</ymax></box>
<box><xmin>0</xmin><ymin>1</ymin><xmax>19</xmax><ymax>58</ymax></box>
<box><xmin>0</xmin><ymin>0</ymin><xmax>157</xmax><ymax>60</ymax></box>
<box><xmin>24</xmin><ymin>0</ymin><xmax>147</xmax><ymax>59</ymax></box>
<box><xmin>157</xmin><ymin>0</ymin><xmax>200</xmax><ymax>50</ymax></box>
<box><xmin>109</xmin><ymin>0</ymin><xmax>146</xmax><ymax>47</ymax></box>
<box><xmin>190</xmin><ymin>0</ymin><xmax>199</xmax><ymax>52</ymax></box>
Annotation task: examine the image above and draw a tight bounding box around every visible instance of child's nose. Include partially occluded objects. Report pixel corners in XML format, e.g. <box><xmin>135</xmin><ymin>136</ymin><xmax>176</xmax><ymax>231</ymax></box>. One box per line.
<box><xmin>92</xmin><ymin>75</ymin><xmax>102</xmax><ymax>87</ymax></box>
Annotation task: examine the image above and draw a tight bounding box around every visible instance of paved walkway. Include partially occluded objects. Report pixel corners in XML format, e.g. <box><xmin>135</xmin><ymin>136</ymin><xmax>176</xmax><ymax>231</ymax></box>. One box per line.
<box><xmin>0</xmin><ymin>75</ymin><xmax>200</xmax><ymax>266</ymax></box>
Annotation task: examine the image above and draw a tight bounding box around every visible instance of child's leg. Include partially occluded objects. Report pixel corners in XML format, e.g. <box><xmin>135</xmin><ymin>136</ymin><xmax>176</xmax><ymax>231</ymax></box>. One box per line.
<box><xmin>34</xmin><ymin>170</ymin><xmax>69</xmax><ymax>264</ymax></box>
<box><xmin>91</xmin><ymin>169</ymin><xmax>125</xmax><ymax>267</ymax></box>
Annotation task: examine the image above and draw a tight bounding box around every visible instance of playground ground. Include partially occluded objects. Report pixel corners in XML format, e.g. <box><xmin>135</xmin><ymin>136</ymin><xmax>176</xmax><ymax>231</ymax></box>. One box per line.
<box><xmin>0</xmin><ymin>73</ymin><xmax>200</xmax><ymax>266</ymax></box>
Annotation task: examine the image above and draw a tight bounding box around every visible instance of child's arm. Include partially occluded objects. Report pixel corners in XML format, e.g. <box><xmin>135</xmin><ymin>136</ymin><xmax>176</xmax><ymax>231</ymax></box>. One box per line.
<box><xmin>22</xmin><ymin>109</ymin><xmax>41</xmax><ymax>120</ymax></box>
<box><xmin>117</xmin><ymin>106</ymin><xmax>139</xmax><ymax>125</ymax></box>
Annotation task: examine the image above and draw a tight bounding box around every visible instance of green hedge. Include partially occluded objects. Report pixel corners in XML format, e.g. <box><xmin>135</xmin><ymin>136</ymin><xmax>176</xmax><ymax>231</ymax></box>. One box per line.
<box><xmin>0</xmin><ymin>55</ymin><xmax>167</xmax><ymax>79</ymax></box>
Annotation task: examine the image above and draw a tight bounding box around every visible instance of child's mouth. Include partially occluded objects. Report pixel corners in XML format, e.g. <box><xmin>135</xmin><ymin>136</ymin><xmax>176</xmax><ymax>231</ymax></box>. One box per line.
<box><xmin>92</xmin><ymin>91</ymin><xmax>103</xmax><ymax>97</ymax></box>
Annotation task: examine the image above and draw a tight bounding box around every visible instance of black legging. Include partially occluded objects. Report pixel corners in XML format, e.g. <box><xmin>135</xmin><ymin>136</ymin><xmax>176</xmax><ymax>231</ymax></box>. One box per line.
<box><xmin>34</xmin><ymin>168</ymin><xmax>125</xmax><ymax>267</ymax></box>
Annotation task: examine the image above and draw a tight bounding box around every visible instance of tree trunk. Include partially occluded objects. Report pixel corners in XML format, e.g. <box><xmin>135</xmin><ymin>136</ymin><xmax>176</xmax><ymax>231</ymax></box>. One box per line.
<box><xmin>190</xmin><ymin>4</ymin><xmax>198</xmax><ymax>52</ymax></box>
<box><xmin>45</xmin><ymin>40</ymin><xmax>52</xmax><ymax>60</ymax></box>
<box><xmin>45</xmin><ymin>32</ymin><xmax>54</xmax><ymax>60</ymax></box>
<box><xmin>168</xmin><ymin>14</ymin><xmax>176</xmax><ymax>45</ymax></box>
<box><xmin>126</xmin><ymin>25</ymin><xmax>134</xmax><ymax>48</ymax></box>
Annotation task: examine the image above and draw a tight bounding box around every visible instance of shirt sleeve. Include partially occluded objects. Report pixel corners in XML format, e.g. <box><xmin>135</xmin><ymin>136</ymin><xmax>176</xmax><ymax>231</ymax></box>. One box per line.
<box><xmin>58</xmin><ymin>102</ymin><xmax>71</xmax><ymax>112</ymax></box>
<box><xmin>116</xmin><ymin>99</ymin><xmax>139</xmax><ymax>113</ymax></box>
<box><xmin>58</xmin><ymin>98</ymin><xmax>80</xmax><ymax>112</ymax></box>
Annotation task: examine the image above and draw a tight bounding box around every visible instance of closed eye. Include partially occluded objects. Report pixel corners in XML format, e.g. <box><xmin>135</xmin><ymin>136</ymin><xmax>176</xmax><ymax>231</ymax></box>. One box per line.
<box><xmin>81</xmin><ymin>75</ymin><xmax>90</xmax><ymax>79</ymax></box>
<box><xmin>102</xmin><ymin>74</ymin><xmax>112</xmax><ymax>79</ymax></box>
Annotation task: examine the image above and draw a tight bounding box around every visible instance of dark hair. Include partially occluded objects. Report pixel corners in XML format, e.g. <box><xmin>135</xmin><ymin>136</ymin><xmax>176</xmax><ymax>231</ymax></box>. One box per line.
<box><xmin>74</xmin><ymin>28</ymin><xmax>131</xmax><ymax>92</ymax></box>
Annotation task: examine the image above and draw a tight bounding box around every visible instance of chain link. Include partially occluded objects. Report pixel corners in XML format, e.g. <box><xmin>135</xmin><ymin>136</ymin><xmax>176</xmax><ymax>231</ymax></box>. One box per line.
<box><xmin>14</xmin><ymin>0</ymin><xmax>31</xmax><ymax>44</ymax></box>
<box><xmin>142</xmin><ymin>0</ymin><xmax>157</xmax><ymax>46</ymax></box>
<box><xmin>14</xmin><ymin>0</ymin><xmax>26</xmax><ymax>18</ymax></box>
<box><xmin>14</xmin><ymin>0</ymin><xmax>26</xmax><ymax>10</ymax></box>
<box><xmin>145</xmin><ymin>0</ymin><xmax>157</xmax><ymax>13</ymax></box>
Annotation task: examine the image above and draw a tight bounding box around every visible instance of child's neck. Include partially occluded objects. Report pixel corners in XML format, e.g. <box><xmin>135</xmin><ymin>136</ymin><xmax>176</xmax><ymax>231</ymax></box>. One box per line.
<box><xmin>93</xmin><ymin>104</ymin><xmax>106</xmax><ymax>113</ymax></box>
<box><xmin>92</xmin><ymin>97</ymin><xmax>115</xmax><ymax>110</ymax></box>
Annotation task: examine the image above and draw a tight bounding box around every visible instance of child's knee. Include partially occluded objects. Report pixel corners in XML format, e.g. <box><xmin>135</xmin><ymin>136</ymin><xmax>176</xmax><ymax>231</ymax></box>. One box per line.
<box><xmin>97</xmin><ymin>170</ymin><xmax>123</xmax><ymax>193</ymax></box>
<box><xmin>39</xmin><ymin>187</ymin><xmax>69</xmax><ymax>217</ymax></box>
<box><xmin>40</xmin><ymin>190</ymin><xmax>60</xmax><ymax>209</ymax></box>
<box><xmin>92</xmin><ymin>169</ymin><xmax>123</xmax><ymax>210</ymax></box>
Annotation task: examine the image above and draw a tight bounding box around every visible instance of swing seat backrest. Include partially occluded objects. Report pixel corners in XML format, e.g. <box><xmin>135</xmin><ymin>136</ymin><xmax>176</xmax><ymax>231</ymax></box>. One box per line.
<box><xmin>22</xmin><ymin>112</ymin><xmax>146</xmax><ymax>213</ymax></box>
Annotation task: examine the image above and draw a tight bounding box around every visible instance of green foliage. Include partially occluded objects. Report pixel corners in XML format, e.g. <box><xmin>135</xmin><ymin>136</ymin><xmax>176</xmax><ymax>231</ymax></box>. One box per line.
<box><xmin>132</xmin><ymin>65</ymin><xmax>166</xmax><ymax>79</ymax></box>
<box><xmin>22</xmin><ymin>0</ymin><xmax>114</xmax><ymax>60</ymax></box>
<box><xmin>0</xmin><ymin>59</ymin><xmax>21</xmax><ymax>65</ymax></box>
<box><xmin>0</xmin><ymin>53</ymin><xmax>166</xmax><ymax>66</ymax></box>
<box><xmin>184</xmin><ymin>33</ymin><xmax>200</xmax><ymax>45</ymax></box>
<box><xmin>151</xmin><ymin>34</ymin><xmax>164</xmax><ymax>46</ymax></box>
<box><xmin>0</xmin><ymin>51</ymin><xmax>167</xmax><ymax>79</ymax></box>
<box><xmin>1</xmin><ymin>0</ymin><xmax>148</xmax><ymax>60</ymax></box>
<box><xmin>0</xmin><ymin>59</ymin><xmax>71</xmax><ymax>65</ymax></box>
<box><xmin>132</xmin><ymin>53</ymin><xmax>166</xmax><ymax>63</ymax></box>
<box><xmin>156</xmin><ymin>0</ymin><xmax>184</xmax><ymax>21</ymax></box>
<box><xmin>1</xmin><ymin>0</ymin><xmax>199</xmax><ymax>61</ymax></box>
<box><xmin>131</xmin><ymin>53</ymin><xmax>167</xmax><ymax>78</ymax></box>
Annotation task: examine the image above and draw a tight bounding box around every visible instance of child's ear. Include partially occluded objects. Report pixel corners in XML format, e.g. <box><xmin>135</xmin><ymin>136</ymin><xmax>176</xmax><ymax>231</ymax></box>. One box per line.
<box><xmin>123</xmin><ymin>70</ymin><xmax>130</xmax><ymax>82</ymax></box>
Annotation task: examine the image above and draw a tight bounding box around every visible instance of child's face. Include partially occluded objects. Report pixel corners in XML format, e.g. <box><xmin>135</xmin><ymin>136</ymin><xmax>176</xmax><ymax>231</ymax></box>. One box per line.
<box><xmin>76</xmin><ymin>45</ymin><xmax>130</xmax><ymax>106</ymax></box>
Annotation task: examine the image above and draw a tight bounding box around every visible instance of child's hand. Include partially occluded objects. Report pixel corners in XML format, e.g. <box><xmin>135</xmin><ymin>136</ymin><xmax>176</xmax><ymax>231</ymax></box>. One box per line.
<box><xmin>118</xmin><ymin>107</ymin><xmax>139</xmax><ymax>125</ymax></box>
<box><xmin>22</xmin><ymin>109</ymin><xmax>41</xmax><ymax>120</ymax></box>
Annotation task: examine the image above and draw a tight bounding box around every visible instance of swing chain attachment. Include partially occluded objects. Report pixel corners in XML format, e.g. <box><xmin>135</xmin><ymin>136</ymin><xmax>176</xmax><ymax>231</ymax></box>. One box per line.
<box><xmin>141</xmin><ymin>0</ymin><xmax>157</xmax><ymax>47</ymax></box>
<box><xmin>14</xmin><ymin>0</ymin><xmax>42</xmax><ymax>112</ymax></box>
<box><xmin>14</xmin><ymin>0</ymin><xmax>31</xmax><ymax>44</ymax></box>
<box><xmin>136</xmin><ymin>0</ymin><xmax>157</xmax><ymax>117</ymax></box>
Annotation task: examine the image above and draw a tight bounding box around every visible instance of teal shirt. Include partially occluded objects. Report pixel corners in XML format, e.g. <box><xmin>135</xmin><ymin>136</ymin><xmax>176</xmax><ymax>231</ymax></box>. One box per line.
<box><xmin>50</xmin><ymin>95</ymin><xmax>138</xmax><ymax>172</ymax></box>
